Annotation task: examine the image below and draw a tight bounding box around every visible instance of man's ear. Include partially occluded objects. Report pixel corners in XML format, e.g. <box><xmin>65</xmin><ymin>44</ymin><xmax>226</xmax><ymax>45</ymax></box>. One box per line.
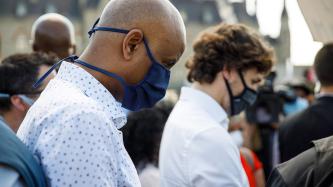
<box><xmin>222</xmin><ymin>67</ymin><xmax>238</xmax><ymax>83</ymax></box>
<box><xmin>122</xmin><ymin>29</ymin><xmax>144</xmax><ymax>60</ymax></box>
<box><xmin>10</xmin><ymin>96</ymin><xmax>29</xmax><ymax>112</ymax></box>
<box><xmin>222</xmin><ymin>66</ymin><xmax>232</xmax><ymax>80</ymax></box>
<box><xmin>70</xmin><ymin>44</ymin><xmax>77</xmax><ymax>55</ymax></box>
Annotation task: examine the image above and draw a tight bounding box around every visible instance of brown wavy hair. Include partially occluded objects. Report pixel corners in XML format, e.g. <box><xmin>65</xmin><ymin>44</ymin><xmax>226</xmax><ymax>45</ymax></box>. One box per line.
<box><xmin>186</xmin><ymin>23</ymin><xmax>275</xmax><ymax>83</ymax></box>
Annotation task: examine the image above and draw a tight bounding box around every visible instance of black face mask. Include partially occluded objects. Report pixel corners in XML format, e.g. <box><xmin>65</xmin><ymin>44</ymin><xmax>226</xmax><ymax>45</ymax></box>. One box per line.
<box><xmin>224</xmin><ymin>70</ymin><xmax>258</xmax><ymax>116</ymax></box>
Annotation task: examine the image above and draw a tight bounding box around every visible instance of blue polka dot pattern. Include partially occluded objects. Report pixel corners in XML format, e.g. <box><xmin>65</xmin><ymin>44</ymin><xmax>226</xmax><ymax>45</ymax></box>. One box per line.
<box><xmin>17</xmin><ymin>61</ymin><xmax>141</xmax><ymax>187</ymax></box>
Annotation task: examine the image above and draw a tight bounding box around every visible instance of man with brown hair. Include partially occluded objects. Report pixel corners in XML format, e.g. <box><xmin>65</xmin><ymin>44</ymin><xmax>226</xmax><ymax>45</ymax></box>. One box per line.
<box><xmin>159</xmin><ymin>23</ymin><xmax>274</xmax><ymax>187</ymax></box>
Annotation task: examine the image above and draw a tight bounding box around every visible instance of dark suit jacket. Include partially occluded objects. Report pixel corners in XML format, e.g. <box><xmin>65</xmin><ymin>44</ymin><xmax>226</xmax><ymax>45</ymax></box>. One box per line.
<box><xmin>267</xmin><ymin>135</ymin><xmax>333</xmax><ymax>187</ymax></box>
<box><xmin>279</xmin><ymin>96</ymin><xmax>333</xmax><ymax>162</ymax></box>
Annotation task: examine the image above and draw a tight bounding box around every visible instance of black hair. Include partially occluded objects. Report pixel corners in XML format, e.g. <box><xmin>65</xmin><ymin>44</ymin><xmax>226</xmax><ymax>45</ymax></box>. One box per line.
<box><xmin>121</xmin><ymin>107</ymin><xmax>169</xmax><ymax>168</ymax></box>
<box><xmin>0</xmin><ymin>52</ymin><xmax>57</xmax><ymax>111</ymax></box>
<box><xmin>314</xmin><ymin>43</ymin><xmax>333</xmax><ymax>86</ymax></box>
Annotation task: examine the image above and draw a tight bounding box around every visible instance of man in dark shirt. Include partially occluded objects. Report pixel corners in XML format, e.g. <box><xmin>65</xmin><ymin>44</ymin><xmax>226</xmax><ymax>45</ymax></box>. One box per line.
<box><xmin>279</xmin><ymin>42</ymin><xmax>333</xmax><ymax>162</ymax></box>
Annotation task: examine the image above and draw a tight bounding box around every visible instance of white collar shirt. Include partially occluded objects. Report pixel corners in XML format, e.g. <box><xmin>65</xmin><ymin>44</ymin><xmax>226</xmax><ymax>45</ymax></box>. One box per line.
<box><xmin>159</xmin><ymin>87</ymin><xmax>249</xmax><ymax>187</ymax></box>
<box><xmin>17</xmin><ymin>61</ymin><xmax>141</xmax><ymax>187</ymax></box>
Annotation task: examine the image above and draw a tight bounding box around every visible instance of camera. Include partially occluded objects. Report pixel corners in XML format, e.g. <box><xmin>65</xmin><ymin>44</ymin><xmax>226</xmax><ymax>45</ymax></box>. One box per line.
<box><xmin>245</xmin><ymin>72</ymin><xmax>283</xmax><ymax>126</ymax></box>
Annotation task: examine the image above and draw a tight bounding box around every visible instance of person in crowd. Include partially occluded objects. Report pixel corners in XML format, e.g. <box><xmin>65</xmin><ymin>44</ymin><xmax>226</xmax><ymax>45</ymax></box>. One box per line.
<box><xmin>154</xmin><ymin>89</ymin><xmax>179</xmax><ymax>117</ymax></box>
<box><xmin>275</xmin><ymin>84</ymin><xmax>309</xmax><ymax>117</ymax></box>
<box><xmin>279</xmin><ymin>43</ymin><xmax>333</xmax><ymax>162</ymax></box>
<box><xmin>229</xmin><ymin>115</ymin><xmax>266</xmax><ymax>187</ymax></box>
<box><xmin>122</xmin><ymin>91</ymin><xmax>178</xmax><ymax>187</ymax></box>
<box><xmin>240</xmin><ymin>148</ymin><xmax>266</xmax><ymax>187</ymax></box>
<box><xmin>0</xmin><ymin>52</ymin><xmax>57</xmax><ymax>187</ymax></box>
<box><xmin>268</xmin><ymin>135</ymin><xmax>333</xmax><ymax>186</ymax></box>
<box><xmin>290</xmin><ymin>82</ymin><xmax>315</xmax><ymax>104</ymax></box>
<box><xmin>17</xmin><ymin>0</ymin><xmax>186</xmax><ymax>186</ymax></box>
<box><xmin>0</xmin><ymin>52</ymin><xmax>57</xmax><ymax>132</ymax></box>
<box><xmin>159</xmin><ymin>23</ymin><xmax>274</xmax><ymax>187</ymax></box>
<box><xmin>31</xmin><ymin>13</ymin><xmax>76</xmax><ymax>59</ymax></box>
<box><xmin>122</xmin><ymin>108</ymin><xmax>166</xmax><ymax>187</ymax></box>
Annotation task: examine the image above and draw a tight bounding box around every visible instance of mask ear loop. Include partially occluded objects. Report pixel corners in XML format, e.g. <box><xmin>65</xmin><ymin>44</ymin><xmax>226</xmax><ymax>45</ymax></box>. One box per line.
<box><xmin>223</xmin><ymin>73</ymin><xmax>235</xmax><ymax>115</ymax></box>
<box><xmin>238</xmin><ymin>70</ymin><xmax>257</xmax><ymax>93</ymax></box>
<box><xmin>88</xmin><ymin>18</ymin><xmax>100</xmax><ymax>38</ymax></box>
<box><xmin>33</xmin><ymin>55</ymin><xmax>79</xmax><ymax>88</ymax></box>
<box><xmin>237</xmin><ymin>70</ymin><xmax>258</xmax><ymax>105</ymax></box>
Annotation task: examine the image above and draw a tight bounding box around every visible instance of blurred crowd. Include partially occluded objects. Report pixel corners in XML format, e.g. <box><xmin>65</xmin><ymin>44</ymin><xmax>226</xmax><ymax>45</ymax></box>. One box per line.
<box><xmin>1</xmin><ymin>0</ymin><xmax>333</xmax><ymax>187</ymax></box>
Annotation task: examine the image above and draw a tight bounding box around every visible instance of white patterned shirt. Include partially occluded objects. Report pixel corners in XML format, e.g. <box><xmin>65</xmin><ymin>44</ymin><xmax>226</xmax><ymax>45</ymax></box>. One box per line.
<box><xmin>17</xmin><ymin>61</ymin><xmax>141</xmax><ymax>187</ymax></box>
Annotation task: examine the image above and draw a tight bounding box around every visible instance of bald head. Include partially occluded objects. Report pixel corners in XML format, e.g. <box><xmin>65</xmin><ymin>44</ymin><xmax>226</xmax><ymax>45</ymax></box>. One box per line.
<box><xmin>79</xmin><ymin>0</ymin><xmax>186</xmax><ymax>100</ymax></box>
<box><xmin>31</xmin><ymin>13</ymin><xmax>76</xmax><ymax>59</ymax></box>
<box><xmin>85</xmin><ymin>0</ymin><xmax>186</xmax><ymax>79</ymax></box>
<box><xmin>100</xmin><ymin>0</ymin><xmax>184</xmax><ymax>28</ymax></box>
<box><xmin>99</xmin><ymin>0</ymin><xmax>185</xmax><ymax>51</ymax></box>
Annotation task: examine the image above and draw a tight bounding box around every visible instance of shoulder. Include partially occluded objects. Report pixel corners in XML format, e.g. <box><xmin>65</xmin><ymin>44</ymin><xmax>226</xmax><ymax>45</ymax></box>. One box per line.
<box><xmin>33</xmin><ymin>85</ymin><xmax>108</xmax><ymax>124</ymax></box>
<box><xmin>168</xmin><ymin>100</ymin><xmax>220</xmax><ymax>127</ymax></box>
<box><xmin>38</xmin><ymin>78</ymin><xmax>102</xmax><ymax>110</ymax></box>
<box><xmin>189</xmin><ymin>126</ymin><xmax>236</xmax><ymax>156</ymax></box>
<box><xmin>268</xmin><ymin>147</ymin><xmax>316</xmax><ymax>187</ymax></box>
<box><xmin>279</xmin><ymin>106</ymin><xmax>314</xmax><ymax>133</ymax></box>
<box><xmin>0</xmin><ymin>122</ymin><xmax>32</xmax><ymax>156</ymax></box>
<box><xmin>279</xmin><ymin>101</ymin><xmax>332</xmax><ymax>140</ymax></box>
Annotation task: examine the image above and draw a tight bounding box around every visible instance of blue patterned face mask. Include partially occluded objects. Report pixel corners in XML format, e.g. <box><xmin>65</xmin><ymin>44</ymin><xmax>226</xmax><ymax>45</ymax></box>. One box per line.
<box><xmin>34</xmin><ymin>18</ymin><xmax>171</xmax><ymax>111</ymax></box>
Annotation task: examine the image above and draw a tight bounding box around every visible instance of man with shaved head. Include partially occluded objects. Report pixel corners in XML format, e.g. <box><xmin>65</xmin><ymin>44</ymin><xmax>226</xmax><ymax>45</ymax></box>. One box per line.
<box><xmin>31</xmin><ymin>13</ymin><xmax>76</xmax><ymax>59</ymax></box>
<box><xmin>17</xmin><ymin>0</ymin><xmax>186</xmax><ymax>186</ymax></box>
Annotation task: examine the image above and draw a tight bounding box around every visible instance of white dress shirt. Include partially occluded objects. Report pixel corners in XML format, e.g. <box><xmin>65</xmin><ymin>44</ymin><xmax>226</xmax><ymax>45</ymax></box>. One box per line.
<box><xmin>138</xmin><ymin>163</ymin><xmax>160</xmax><ymax>187</ymax></box>
<box><xmin>17</xmin><ymin>62</ymin><xmax>141</xmax><ymax>187</ymax></box>
<box><xmin>159</xmin><ymin>87</ymin><xmax>249</xmax><ymax>187</ymax></box>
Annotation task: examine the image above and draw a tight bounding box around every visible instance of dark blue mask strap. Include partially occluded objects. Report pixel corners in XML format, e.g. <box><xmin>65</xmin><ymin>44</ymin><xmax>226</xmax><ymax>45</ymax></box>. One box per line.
<box><xmin>88</xmin><ymin>18</ymin><xmax>100</xmax><ymax>37</ymax></box>
<box><xmin>142</xmin><ymin>37</ymin><xmax>160</xmax><ymax>66</ymax></box>
<box><xmin>74</xmin><ymin>59</ymin><xmax>127</xmax><ymax>86</ymax></box>
<box><xmin>88</xmin><ymin>19</ymin><xmax>163</xmax><ymax>69</ymax></box>
<box><xmin>88</xmin><ymin>26</ymin><xmax>129</xmax><ymax>38</ymax></box>
<box><xmin>33</xmin><ymin>55</ymin><xmax>78</xmax><ymax>88</ymax></box>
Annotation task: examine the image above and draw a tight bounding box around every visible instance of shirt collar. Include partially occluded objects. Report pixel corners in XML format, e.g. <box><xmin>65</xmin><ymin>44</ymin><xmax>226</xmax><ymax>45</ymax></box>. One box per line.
<box><xmin>179</xmin><ymin>87</ymin><xmax>229</xmax><ymax>129</ymax></box>
<box><xmin>56</xmin><ymin>61</ymin><xmax>126</xmax><ymax>129</ymax></box>
<box><xmin>316</xmin><ymin>93</ymin><xmax>333</xmax><ymax>99</ymax></box>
